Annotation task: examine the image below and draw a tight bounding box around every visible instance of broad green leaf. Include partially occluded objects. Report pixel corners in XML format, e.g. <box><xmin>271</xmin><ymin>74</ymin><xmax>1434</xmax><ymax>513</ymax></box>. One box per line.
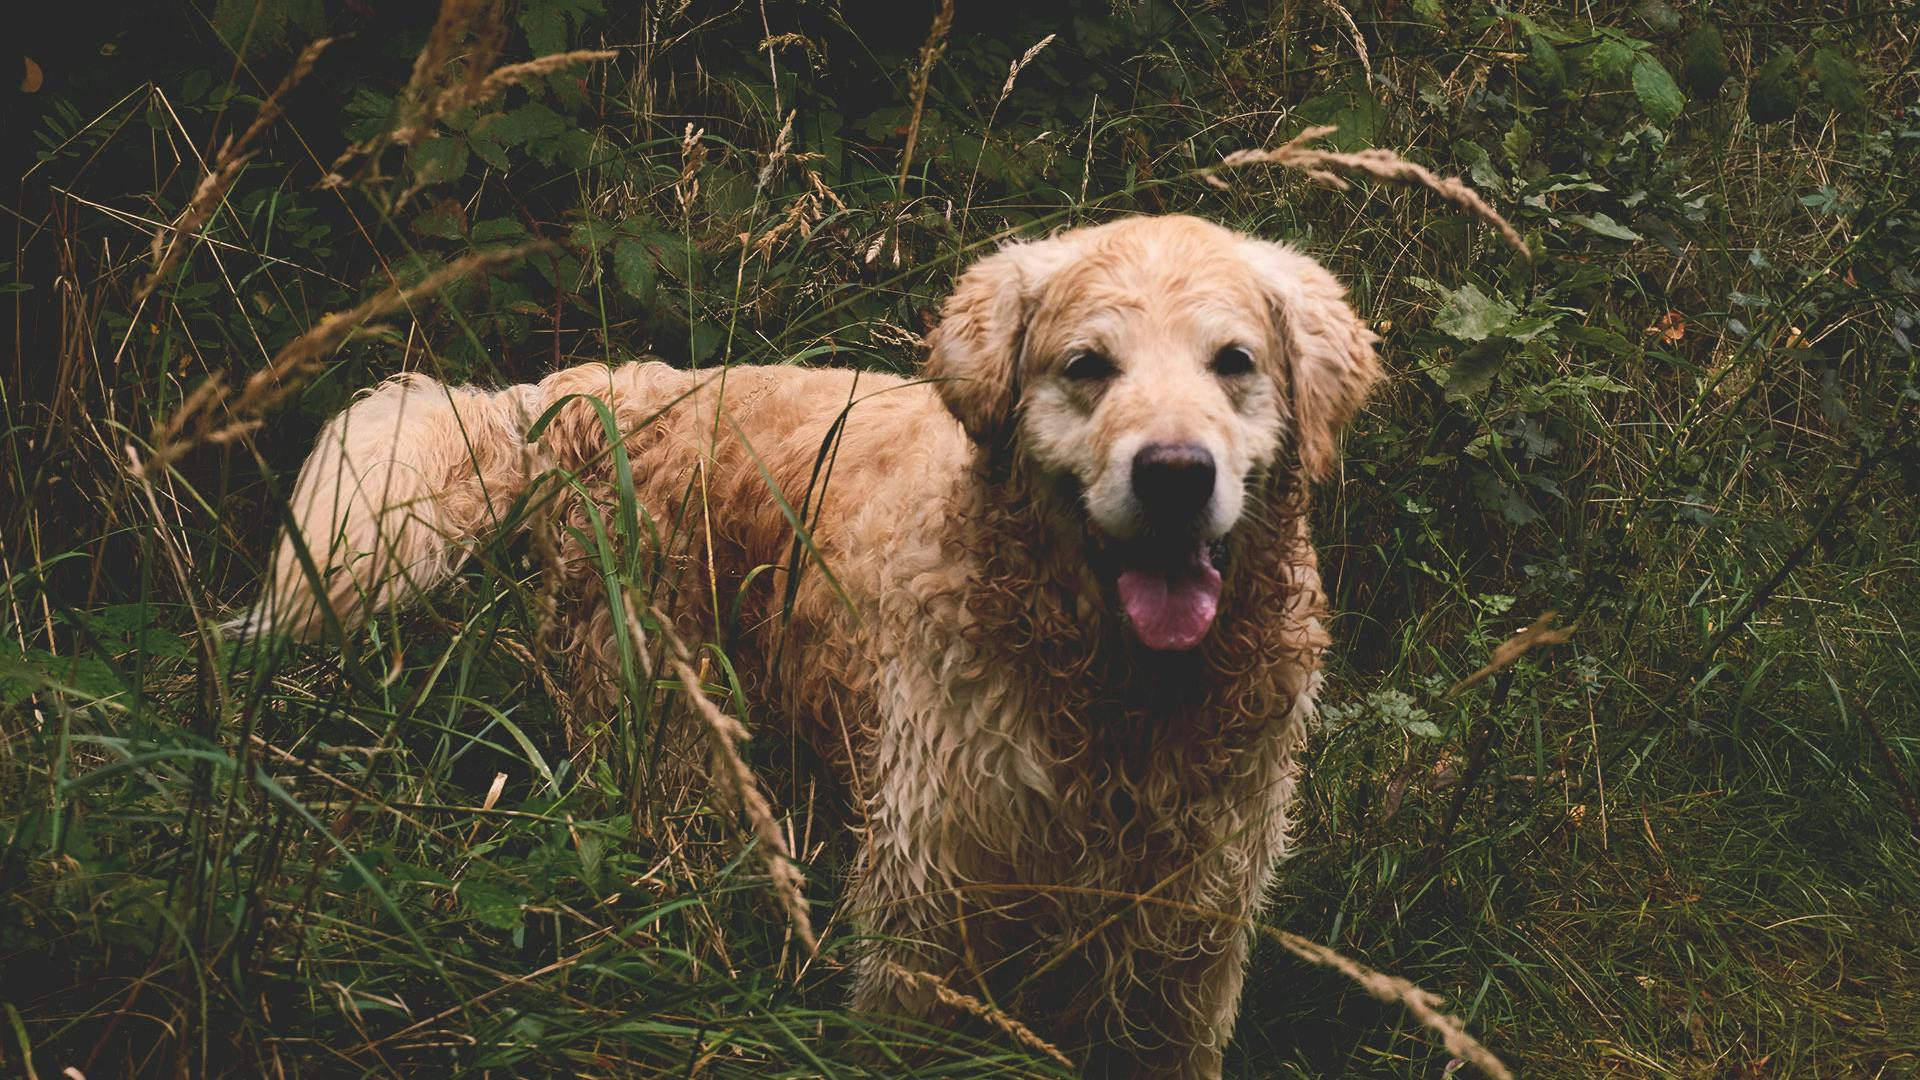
<box><xmin>409</xmin><ymin>137</ymin><xmax>468</xmax><ymax>186</ymax></box>
<box><xmin>471</xmin><ymin>217</ymin><xmax>530</xmax><ymax>244</ymax></box>
<box><xmin>1812</xmin><ymin>47</ymin><xmax>1867</xmax><ymax>115</ymax></box>
<box><xmin>485</xmin><ymin>104</ymin><xmax>567</xmax><ymax>146</ymax></box>
<box><xmin>1434</xmin><ymin>283</ymin><xmax>1521</xmax><ymax>342</ymax></box>
<box><xmin>459</xmin><ymin>879</ymin><xmax>525</xmax><ymax>932</ymax></box>
<box><xmin>1502</xmin><ymin>119</ymin><xmax>1532</xmax><ymax>165</ymax></box>
<box><xmin>1566</xmin><ymin>212</ymin><xmax>1643</xmax><ymax>241</ymax></box>
<box><xmin>569</xmin><ymin>218</ymin><xmax>615</xmax><ymax>251</ymax></box>
<box><xmin>1445</xmin><ymin>343</ymin><xmax>1508</xmax><ymax>398</ymax></box>
<box><xmin>1586</xmin><ymin>39</ymin><xmax>1640</xmax><ymax>81</ymax></box>
<box><xmin>612</xmin><ymin>237</ymin><xmax>657</xmax><ymax>301</ymax></box>
<box><xmin>411</xmin><ymin>199</ymin><xmax>466</xmax><ymax>240</ymax></box>
<box><xmin>1633</xmin><ymin>57</ymin><xmax>1685</xmax><ymax>126</ymax></box>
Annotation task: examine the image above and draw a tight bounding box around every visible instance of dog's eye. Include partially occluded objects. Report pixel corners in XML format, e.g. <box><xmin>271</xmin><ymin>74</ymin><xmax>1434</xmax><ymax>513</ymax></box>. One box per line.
<box><xmin>1063</xmin><ymin>351</ymin><xmax>1116</xmax><ymax>382</ymax></box>
<box><xmin>1211</xmin><ymin>346</ymin><xmax>1256</xmax><ymax>377</ymax></box>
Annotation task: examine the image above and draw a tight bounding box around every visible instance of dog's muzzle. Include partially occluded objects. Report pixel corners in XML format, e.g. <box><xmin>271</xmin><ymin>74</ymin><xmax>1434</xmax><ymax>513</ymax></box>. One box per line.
<box><xmin>1109</xmin><ymin>442</ymin><xmax>1226</xmax><ymax>651</ymax></box>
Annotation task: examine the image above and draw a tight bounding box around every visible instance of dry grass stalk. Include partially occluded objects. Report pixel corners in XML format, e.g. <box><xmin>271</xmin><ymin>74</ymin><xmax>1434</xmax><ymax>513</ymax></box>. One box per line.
<box><xmin>1201</xmin><ymin>125</ymin><xmax>1531</xmax><ymax>258</ymax></box>
<box><xmin>756</xmin><ymin>110</ymin><xmax>796</xmax><ymax>191</ymax></box>
<box><xmin>676</xmin><ymin>123</ymin><xmax>708</xmax><ymax>215</ymax></box>
<box><xmin>1261</xmin><ymin>927</ymin><xmax>1514</xmax><ymax>1080</ymax></box>
<box><xmin>1319</xmin><ymin>0</ymin><xmax>1373</xmax><ymax>83</ymax></box>
<box><xmin>881</xmin><ymin>962</ymin><xmax>1075</xmax><ymax>1069</ymax></box>
<box><xmin>895</xmin><ymin>0</ymin><xmax>955</xmax><ymax>194</ymax></box>
<box><xmin>1000</xmin><ymin>34</ymin><xmax>1057</xmax><ymax>101</ymax></box>
<box><xmin>652</xmin><ymin>612</ymin><xmax>818</xmax><ymax>955</ymax></box>
<box><xmin>427</xmin><ymin>49</ymin><xmax>617</xmax><ymax>129</ymax></box>
<box><xmin>137</xmin><ymin>37</ymin><xmax>333</xmax><ymax>303</ymax></box>
<box><xmin>1447</xmin><ymin>611</ymin><xmax>1574</xmax><ymax>699</ymax></box>
<box><xmin>137</xmin><ymin>242</ymin><xmax>547</xmax><ymax>477</ymax></box>
<box><xmin>394</xmin><ymin>0</ymin><xmax>504</xmax><ymax>144</ymax></box>
<box><xmin>327</xmin><ymin>0</ymin><xmax>613</xmax><ymax>186</ymax></box>
<box><xmin>972</xmin><ymin>881</ymin><xmax>1513</xmax><ymax>1077</ymax></box>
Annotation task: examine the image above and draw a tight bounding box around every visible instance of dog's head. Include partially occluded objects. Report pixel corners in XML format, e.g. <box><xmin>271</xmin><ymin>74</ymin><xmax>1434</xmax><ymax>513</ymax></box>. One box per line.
<box><xmin>925</xmin><ymin>215</ymin><xmax>1380</xmax><ymax>652</ymax></box>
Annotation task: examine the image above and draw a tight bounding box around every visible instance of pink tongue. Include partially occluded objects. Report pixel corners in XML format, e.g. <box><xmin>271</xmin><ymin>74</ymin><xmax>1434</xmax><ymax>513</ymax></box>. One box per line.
<box><xmin>1117</xmin><ymin>560</ymin><xmax>1223</xmax><ymax>651</ymax></box>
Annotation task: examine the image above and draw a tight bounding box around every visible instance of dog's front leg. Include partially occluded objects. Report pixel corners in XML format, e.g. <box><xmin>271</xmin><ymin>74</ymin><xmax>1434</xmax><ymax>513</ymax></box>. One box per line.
<box><xmin>1058</xmin><ymin>914</ymin><xmax>1251</xmax><ymax>1080</ymax></box>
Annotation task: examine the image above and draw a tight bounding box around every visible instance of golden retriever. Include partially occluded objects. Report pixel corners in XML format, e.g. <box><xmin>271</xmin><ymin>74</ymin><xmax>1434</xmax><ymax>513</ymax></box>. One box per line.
<box><xmin>236</xmin><ymin>214</ymin><xmax>1380</xmax><ymax>1077</ymax></box>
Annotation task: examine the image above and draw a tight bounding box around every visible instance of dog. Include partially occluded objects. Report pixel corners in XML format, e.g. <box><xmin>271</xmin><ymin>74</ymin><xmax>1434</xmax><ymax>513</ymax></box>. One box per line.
<box><xmin>236</xmin><ymin>214</ymin><xmax>1380</xmax><ymax>1077</ymax></box>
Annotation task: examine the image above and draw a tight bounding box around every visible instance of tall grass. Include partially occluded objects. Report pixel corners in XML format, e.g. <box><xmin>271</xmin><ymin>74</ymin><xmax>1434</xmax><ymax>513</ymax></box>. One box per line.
<box><xmin>5</xmin><ymin>1</ymin><xmax>1919</xmax><ymax>1076</ymax></box>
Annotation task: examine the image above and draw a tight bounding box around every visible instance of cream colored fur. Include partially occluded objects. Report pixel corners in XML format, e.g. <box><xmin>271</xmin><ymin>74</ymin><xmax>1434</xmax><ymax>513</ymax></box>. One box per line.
<box><xmin>236</xmin><ymin>215</ymin><xmax>1381</xmax><ymax>1078</ymax></box>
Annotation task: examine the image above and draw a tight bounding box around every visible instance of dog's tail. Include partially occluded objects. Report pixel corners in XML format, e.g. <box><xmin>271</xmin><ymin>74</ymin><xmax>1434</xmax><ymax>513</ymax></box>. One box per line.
<box><xmin>228</xmin><ymin>373</ymin><xmax>547</xmax><ymax>641</ymax></box>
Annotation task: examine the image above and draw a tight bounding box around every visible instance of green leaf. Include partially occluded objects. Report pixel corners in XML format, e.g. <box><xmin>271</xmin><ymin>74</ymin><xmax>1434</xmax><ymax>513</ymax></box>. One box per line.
<box><xmin>1404</xmin><ymin>719</ymin><xmax>1445</xmax><ymax>740</ymax></box>
<box><xmin>1633</xmin><ymin>57</ymin><xmax>1685</xmax><ymax>126</ymax></box>
<box><xmin>1434</xmin><ymin>283</ymin><xmax>1521</xmax><ymax>343</ymax></box>
<box><xmin>1747</xmin><ymin>50</ymin><xmax>1803</xmax><ymax>125</ymax></box>
<box><xmin>1678</xmin><ymin>26</ymin><xmax>1730</xmax><ymax>98</ymax></box>
<box><xmin>471</xmin><ymin>217</ymin><xmax>530</xmax><ymax>244</ymax></box>
<box><xmin>569</xmin><ymin>218</ymin><xmax>615</xmax><ymax>251</ymax></box>
<box><xmin>1501</xmin><ymin>119</ymin><xmax>1532</xmax><ymax>165</ymax></box>
<box><xmin>1296</xmin><ymin>76</ymin><xmax>1383</xmax><ymax>150</ymax></box>
<box><xmin>485</xmin><ymin>104</ymin><xmax>567</xmax><ymax>147</ymax></box>
<box><xmin>1586</xmin><ymin>39</ymin><xmax>1640</xmax><ymax>82</ymax></box>
<box><xmin>1445</xmin><ymin>343</ymin><xmax>1508</xmax><ymax>399</ymax></box>
<box><xmin>409</xmin><ymin>137</ymin><xmax>468</xmax><ymax>186</ymax></box>
<box><xmin>612</xmin><ymin>238</ymin><xmax>657</xmax><ymax>301</ymax></box>
<box><xmin>1811</xmin><ymin>47</ymin><xmax>1867</xmax><ymax>116</ymax></box>
<box><xmin>1522</xmin><ymin>32</ymin><xmax>1567</xmax><ymax>96</ymax></box>
<box><xmin>411</xmin><ymin>199</ymin><xmax>467</xmax><ymax>241</ymax></box>
<box><xmin>459</xmin><ymin>879</ymin><xmax>525</xmax><ymax>932</ymax></box>
<box><xmin>1566</xmin><ymin>212</ymin><xmax>1643</xmax><ymax>241</ymax></box>
<box><xmin>470</xmin><ymin>131</ymin><xmax>510</xmax><ymax>170</ymax></box>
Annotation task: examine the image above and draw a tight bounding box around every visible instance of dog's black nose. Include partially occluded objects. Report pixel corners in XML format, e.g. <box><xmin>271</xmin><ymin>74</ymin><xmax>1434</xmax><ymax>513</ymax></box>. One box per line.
<box><xmin>1131</xmin><ymin>442</ymin><xmax>1216</xmax><ymax>523</ymax></box>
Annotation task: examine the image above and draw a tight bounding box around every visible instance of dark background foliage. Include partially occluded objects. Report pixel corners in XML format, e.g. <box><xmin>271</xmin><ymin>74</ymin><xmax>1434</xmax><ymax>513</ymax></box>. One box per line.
<box><xmin>4</xmin><ymin>1</ymin><xmax>1919</xmax><ymax>1076</ymax></box>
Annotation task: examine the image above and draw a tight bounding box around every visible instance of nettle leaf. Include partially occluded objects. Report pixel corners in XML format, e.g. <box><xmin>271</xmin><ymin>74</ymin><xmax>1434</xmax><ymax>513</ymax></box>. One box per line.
<box><xmin>411</xmin><ymin>199</ymin><xmax>467</xmax><ymax>241</ymax></box>
<box><xmin>1434</xmin><ymin>283</ymin><xmax>1522</xmax><ymax>342</ymax></box>
<box><xmin>1298</xmin><ymin>76</ymin><xmax>1383</xmax><ymax>150</ymax></box>
<box><xmin>490</xmin><ymin>103</ymin><xmax>568</xmax><ymax>145</ymax></box>
<box><xmin>1522</xmin><ymin>32</ymin><xmax>1567</xmax><ymax>96</ymax></box>
<box><xmin>471</xmin><ymin>217</ymin><xmax>530</xmax><ymax>244</ymax></box>
<box><xmin>569</xmin><ymin>218</ymin><xmax>615</xmax><ymax>251</ymax></box>
<box><xmin>471</xmin><ymin>131</ymin><xmax>511</xmax><ymax>170</ymax></box>
<box><xmin>1566</xmin><ymin>212</ymin><xmax>1643</xmax><ymax>241</ymax></box>
<box><xmin>612</xmin><ymin>237</ymin><xmax>657</xmax><ymax>301</ymax></box>
<box><xmin>1501</xmin><ymin>119</ymin><xmax>1532</xmax><ymax>165</ymax></box>
<box><xmin>409</xmin><ymin>136</ymin><xmax>468</xmax><ymax>186</ymax></box>
<box><xmin>1811</xmin><ymin>47</ymin><xmax>1868</xmax><ymax>115</ymax></box>
<box><xmin>1633</xmin><ymin>56</ymin><xmax>1685</xmax><ymax>126</ymax></box>
<box><xmin>1445</xmin><ymin>343</ymin><xmax>1508</xmax><ymax>399</ymax></box>
<box><xmin>459</xmin><ymin>878</ymin><xmax>525</xmax><ymax>932</ymax></box>
<box><xmin>342</xmin><ymin>86</ymin><xmax>395</xmax><ymax>141</ymax></box>
<box><xmin>1586</xmin><ymin>39</ymin><xmax>1641</xmax><ymax>82</ymax></box>
<box><xmin>519</xmin><ymin>0</ymin><xmax>605</xmax><ymax>54</ymax></box>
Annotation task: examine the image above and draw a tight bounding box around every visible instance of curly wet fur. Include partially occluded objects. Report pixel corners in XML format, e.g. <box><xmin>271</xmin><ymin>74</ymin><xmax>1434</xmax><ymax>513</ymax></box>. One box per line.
<box><xmin>236</xmin><ymin>215</ymin><xmax>1380</xmax><ymax>1078</ymax></box>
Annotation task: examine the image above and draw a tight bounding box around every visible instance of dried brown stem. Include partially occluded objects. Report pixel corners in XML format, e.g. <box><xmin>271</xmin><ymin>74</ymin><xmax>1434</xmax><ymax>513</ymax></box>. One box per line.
<box><xmin>896</xmin><ymin>0</ymin><xmax>955</xmax><ymax>194</ymax></box>
<box><xmin>326</xmin><ymin>0</ymin><xmax>612</xmax><ymax>185</ymax></box>
<box><xmin>1447</xmin><ymin>611</ymin><xmax>1575</xmax><ymax>700</ymax></box>
<box><xmin>137</xmin><ymin>37</ymin><xmax>333</xmax><ymax>302</ymax></box>
<box><xmin>654</xmin><ymin>612</ymin><xmax>818</xmax><ymax>955</ymax></box>
<box><xmin>881</xmin><ymin>962</ymin><xmax>1075</xmax><ymax>1069</ymax></box>
<box><xmin>1261</xmin><ymin>927</ymin><xmax>1514</xmax><ymax>1080</ymax></box>
<box><xmin>1200</xmin><ymin>125</ymin><xmax>1531</xmax><ymax>258</ymax></box>
<box><xmin>136</xmin><ymin>242</ymin><xmax>547</xmax><ymax>478</ymax></box>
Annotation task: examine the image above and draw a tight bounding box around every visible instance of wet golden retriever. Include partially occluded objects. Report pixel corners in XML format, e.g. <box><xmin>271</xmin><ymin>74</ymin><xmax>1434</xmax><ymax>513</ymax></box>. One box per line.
<box><xmin>237</xmin><ymin>214</ymin><xmax>1380</xmax><ymax>1077</ymax></box>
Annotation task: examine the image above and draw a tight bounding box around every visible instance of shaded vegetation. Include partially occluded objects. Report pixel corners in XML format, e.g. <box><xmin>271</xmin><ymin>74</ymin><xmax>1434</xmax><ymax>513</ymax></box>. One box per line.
<box><xmin>4</xmin><ymin>1</ymin><xmax>1919</xmax><ymax>1075</ymax></box>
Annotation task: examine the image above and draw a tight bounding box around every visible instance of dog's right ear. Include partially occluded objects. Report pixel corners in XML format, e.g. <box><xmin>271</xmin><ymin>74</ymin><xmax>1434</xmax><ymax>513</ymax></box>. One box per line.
<box><xmin>924</xmin><ymin>240</ymin><xmax>1065</xmax><ymax>444</ymax></box>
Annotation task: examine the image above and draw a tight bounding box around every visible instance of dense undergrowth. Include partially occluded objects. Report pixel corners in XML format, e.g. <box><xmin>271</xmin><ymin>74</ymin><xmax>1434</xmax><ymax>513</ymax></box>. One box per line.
<box><xmin>5</xmin><ymin>1</ymin><xmax>1920</xmax><ymax>1076</ymax></box>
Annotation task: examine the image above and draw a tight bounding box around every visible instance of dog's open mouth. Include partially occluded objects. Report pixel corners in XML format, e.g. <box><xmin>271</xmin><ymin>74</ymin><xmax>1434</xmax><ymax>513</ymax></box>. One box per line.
<box><xmin>1111</xmin><ymin>536</ymin><xmax>1229</xmax><ymax>651</ymax></box>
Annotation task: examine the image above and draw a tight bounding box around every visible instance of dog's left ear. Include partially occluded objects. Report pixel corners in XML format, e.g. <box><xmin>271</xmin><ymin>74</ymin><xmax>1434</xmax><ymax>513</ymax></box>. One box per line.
<box><xmin>1240</xmin><ymin>239</ymin><xmax>1383</xmax><ymax>481</ymax></box>
<box><xmin>924</xmin><ymin>238</ymin><xmax>1070</xmax><ymax>444</ymax></box>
